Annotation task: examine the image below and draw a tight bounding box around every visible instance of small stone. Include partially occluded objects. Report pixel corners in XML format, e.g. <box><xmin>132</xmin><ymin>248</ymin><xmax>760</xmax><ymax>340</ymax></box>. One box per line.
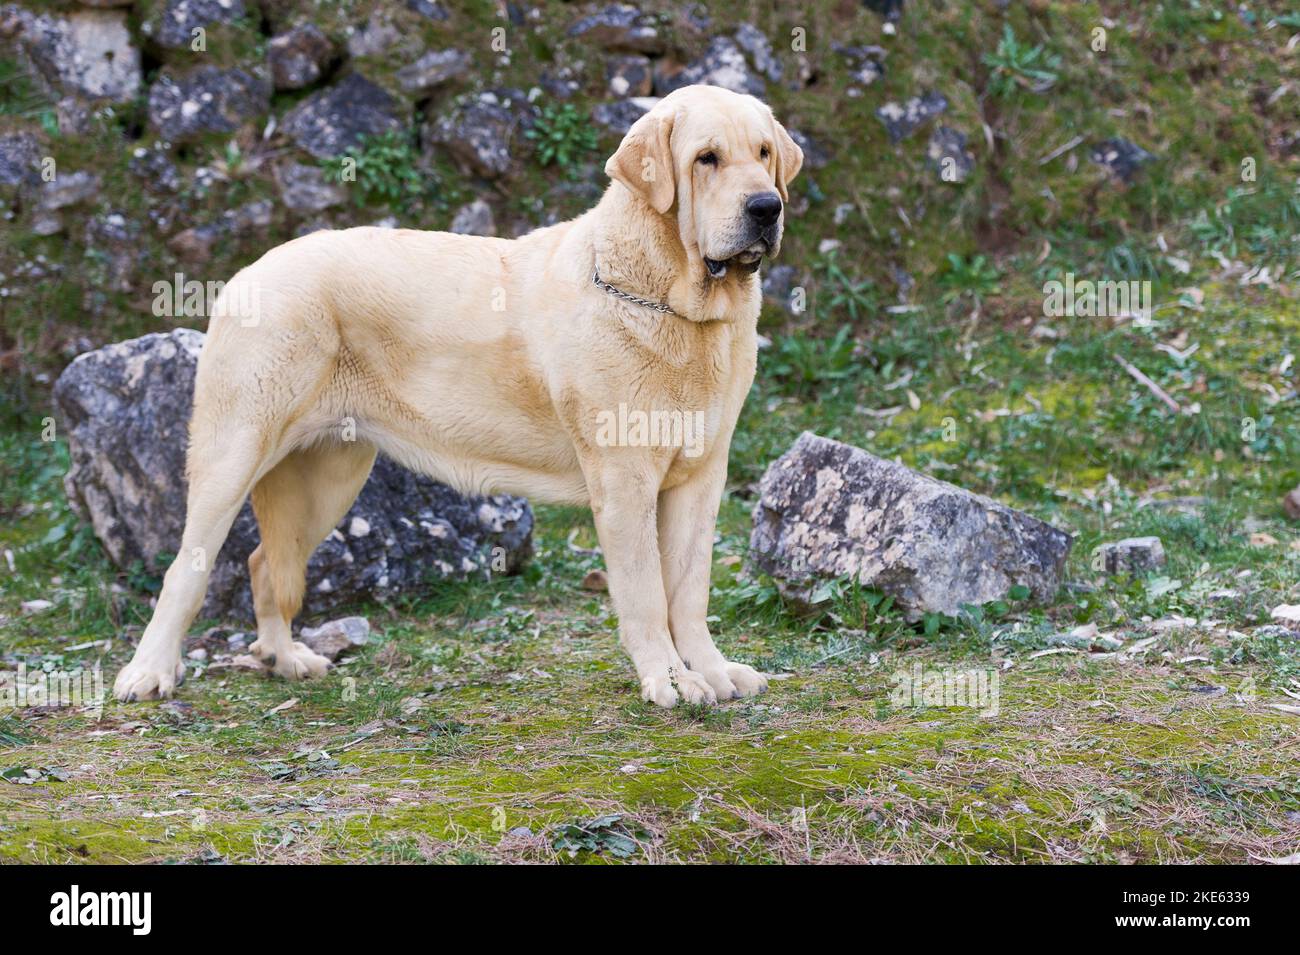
<box><xmin>875</xmin><ymin>91</ymin><xmax>948</xmax><ymax>143</ymax></box>
<box><xmin>581</xmin><ymin>569</ymin><xmax>609</xmax><ymax>592</ymax></box>
<box><xmin>150</xmin><ymin>0</ymin><xmax>245</xmax><ymax>49</ymax></box>
<box><xmin>1271</xmin><ymin>604</ymin><xmax>1300</xmax><ymax>628</ymax></box>
<box><xmin>348</xmin><ymin>516</ymin><xmax>371</xmax><ymax>537</ymax></box>
<box><xmin>396</xmin><ymin>49</ymin><xmax>471</xmax><ymax>96</ymax></box>
<box><xmin>1099</xmin><ymin>537</ymin><xmax>1166</xmax><ymax>575</ymax></box>
<box><xmin>1090</xmin><ymin>138</ymin><xmax>1155</xmax><ymax>183</ymax></box>
<box><xmin>567</xmin><ymin>4</ymin><xmax>664</xmax><ymax>55</ymax></box>
<box><xmin>927</xmin><ymin>126</ymin><xmax>973</xmax><ymax>182</ymax></box>
<box><xmin>299</xmin><ymin>615</ymin><xmax>371</xmax><ymax>661</ymax></box>
<box><xmin>268</xmin><ymin>23</ymin><xmax>334</xmax><ymax>92</ymax></box>
<box><xmin>592</xmin><ymin>98</ymin><xmax>655</xmax><ymax>135</ymax></box>
<box><xmin>274</xmin><ymin>162</ymin><xmax>346</xmax><ymax>213</ymax></box>
<box><xmin>605</xmin><ymin>54</ymin><xmax>653</xmax><ymax>98</ymax></box>
<box><xmin>449</xmin><ymin>198</ymin><xmax>495</xmax><ymax>236</ymax></box>
<box><xmin>21</xmin><ymin>599</ymin><xmax>54</xmax><ymax>614</ymax></box>
<box><xmin>1283</xmin><ymin>486</ymin><xmax>1300</xmax><ymax>521</ymax></box>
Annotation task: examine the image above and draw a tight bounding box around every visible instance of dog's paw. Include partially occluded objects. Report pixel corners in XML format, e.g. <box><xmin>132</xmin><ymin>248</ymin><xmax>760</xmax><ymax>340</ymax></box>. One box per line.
<box><xmin>694</xmin><ymin>659</ymin><xmax>769</xmax><ymax>700</ymax></box>
<box><xmin>114</xmin><ymin>657</ymin><xmax>185</xmax><ymax>702</ymax></box>
<box><xmin>640</xmin><ymin>667</ymin><xmax>717</xmax><ymax>708</ymax></box>
<box><xmin>251</xmin><ymin>639</ymin><xmax>332</xmax><ymax>681</ymax></box>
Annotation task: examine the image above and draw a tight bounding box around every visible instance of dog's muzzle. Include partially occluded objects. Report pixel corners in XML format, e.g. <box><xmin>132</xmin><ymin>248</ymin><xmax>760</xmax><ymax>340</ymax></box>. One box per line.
<box><xmin>704</xmin><ymin>237</ymin><xmax>773</xmax><ymax>279</ymax></box>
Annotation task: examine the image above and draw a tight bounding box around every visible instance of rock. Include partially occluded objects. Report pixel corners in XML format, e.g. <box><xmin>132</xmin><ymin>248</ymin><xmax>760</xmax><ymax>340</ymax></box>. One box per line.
<box><xmin>406</xmin><ymin>0</ymin><xmax>450</xmax><ymax>20</ymax></box>
<box><xmin>1098</xmin><ymin>536</ymin><xmax>1166</xmax><ymax>575</ymax></box>
<box><xmin>299</xmin><ymin>616</ymin><xmax>370</xmax><ymax>661</ymax></box>
<box><xmin>835</xmin><ymin>44</ymin><xmax>886</xmax><ymax>89</ymax></box>
<box><xmin>430</xmin><ymin>88</ymin><xmax>537</xmax><ymax>180</ymax></box>
<box><xmin>282</xmin><ymin>74</ymin><xmax>404</xmax><ymax>160</ymax></box>
<box><xmin>147</xmin><ymin>66</ymin><xmax>270</xmax><ymax>143</ymax></box>
<box><xmin>591</xmin><ymin>97</ymin><xmax>655</xmax><ymax>135</ymax></box>
<box><xmin>1285</xmin><ymin>485</ymin><xmax>1300</xmax><ymax>521</ymax></box>
<box><xmin>1271</xmin><ymin>605</ymin><xmax>1300</xmax><ymax>628</ymax></box>
<box><xmin>567</xmin><ymin>4</ymin><xmax>664</xmax><ymax>55</ymax></box>
<box><xmin>761</xmin><ymin>263</ymin><xmax>801</xmax><ymax>315</ymax></box>
<box><xmin>52</xmin><ymin>330</ymin><xmax>534</xmax><ymax>622</ymax></box>
<box><xmin>38</xmin><ymin>169</ymin><xmax>99</xmax><ymax>211</ymax></box>
<box><xmin>168</xmin><ymin>199</ymin><xmax>272</xmax><ymax>262</ymax></box>
<box><xmin>0</xmin><ymin>131</ymin><xmax>42</xmax><ymax>187</ymax></box>
<box><xmin>128</xmin><ymin>145</ymin><xmax>182</xmax><ymax>194</ymax></box>
<box><xmin>654</xmin><ymin>36</ymin><xmax>765</xmax><ymax>97</ymax></box>
<box><xmin>20</xmin><ymin>599</ymin><xmax>53</xmax><ymax>614</ymax></box>
<box><xmin>3</xmin><ymin>7</ymin><xmax>140</xmax><ymax>103</ymax></box>
<box><xmin>346</xmin><ymin>10</ymin><xmax>401</xmax><ymax>58</ymax></box>
<box><xmin>788</xmin><ymin>129</ymin><xmax>829</xmax><ymax>169</ymax></box>
<box><xmin>1090</xmin><ymin>138</ymin><xmax>1155</xmax><ymax>182</ymax></box>
<box><xmin>749</xmin><ymin>432</ymin><xmax>1072</xmax><ymax>619</ymax></box>
<box><xmin>875</xmin><ymin>91</ymin><xmax>948</xmax><ymax>142</ymax></box>
<box><xmin>605</xmin><ymin>54</ymin><xmax>653</xmax><ymax>98</ymax></box>
<box><xmin>82</xmin><ymin>211</ymin><xmax>137</xmax><ymax>292</ymax></box>
<box><xmin>396</xmin><ymin>48</ymin><xmax>471</xmax><ymax>96</ymax></box>
<box><xmin>449</xmin><ymin>197</ymin><xmax>495</xmax><ymax>236</ymax></box>
<box><xmin>275</xmin><ymin>162</ymin><xmax>346</xmax><ymax>213</ymax></box>
<box><xmin>734</xmin><ymin>23</ymin><xmax>782</xmax><ymax>82</ymax></box>
<box><xmin>581</xmin><ymin>569</ymin><xmax>609</xmax><ymax>592</ymax></box>
<box><xmin>927</xmin><ymin>126</ymin><xmax>974</xmax><ymax>182</ymax></box>
<box><xmin>865</xmin><ymin>0</ymin><xmax>906</xmax><ymax>19</ymax></box>
<box><xmin>268</xmin><ymin>23</ymin><xmax>334</xmax><ymax>91</ymax></box>
<box><xmin>149</xmin><ymin>0</ymin><xmax>246</xmax><ymax>49</ymax></box>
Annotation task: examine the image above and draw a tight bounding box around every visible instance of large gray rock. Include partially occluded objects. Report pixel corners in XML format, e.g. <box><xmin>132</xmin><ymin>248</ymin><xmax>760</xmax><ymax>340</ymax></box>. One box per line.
<box><xmin>750</xmin><ymin>432</ymin><xmax>1072</xmax><ymax>619</ymax></box>
<box><xmin>148</xmin><ymin>0</ymin><xmax>246</xmax><ymax>49</ymax></box>
<box><xmin>147</xmin><ymin>66</ymin><xmax>270</xmax><ymax>142</ymax></box>
<box><xmin>53</xmin><ymin>330</ymin><xmax>534</xmax><ymax>622</ymax></box>
<box><xmin>430</xmin><ymin>88</ymin><xmax>537</xmax><ymax>180</ymax></box>
<box><xmin>654</xmin><ymin>36</ymin><xmax>765</xmax><ymax>97</ymax></box>
<box><xmin>281</xmin><ymin>74</ymin><xmax>404</xmax><ymax>160</ymax></box>
<box><xmin>396</xmin><ymin>48</ymin><xmax>471</xmax><ymax>96</ymax></box>
<box><xmin>267</xmin><ymin>23</ymin><xmax>334</xmax><ymax>91</ymax></box>
<box><xmin>567</xmin><ymin>4</ymin><xmax>665</xmax><ymax>55</ymax></box>
<box><xmin>1</xmin><ymin>6</ymin><xmax>140</xmax><ymax>103</ymax></box>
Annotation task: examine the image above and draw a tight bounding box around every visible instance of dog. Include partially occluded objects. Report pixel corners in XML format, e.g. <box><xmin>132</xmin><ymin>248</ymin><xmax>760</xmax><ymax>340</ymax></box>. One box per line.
<box><xmin>113</xmin><ymin>84</ymin><xmax>803</xmax><ymax>707</ymax></box>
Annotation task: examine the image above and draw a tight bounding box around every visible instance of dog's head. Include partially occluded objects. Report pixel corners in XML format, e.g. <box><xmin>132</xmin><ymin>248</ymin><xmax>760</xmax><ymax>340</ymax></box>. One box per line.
<box><xmin>606</xmin><ymin>85</ymin><xmax>803</xmax><ymax>282</ymax></box>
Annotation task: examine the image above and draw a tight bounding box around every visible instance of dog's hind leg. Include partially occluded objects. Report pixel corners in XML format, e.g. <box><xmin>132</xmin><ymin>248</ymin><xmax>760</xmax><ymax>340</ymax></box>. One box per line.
<box><xmin>246</xmin><ymin>439</ymin><xmax>377</xmax><ymax>680</ymax></box>
<box><xmin>114</xmin><ymin>424</ymin><xmax>274</xmax><ymax>701</ymax></box>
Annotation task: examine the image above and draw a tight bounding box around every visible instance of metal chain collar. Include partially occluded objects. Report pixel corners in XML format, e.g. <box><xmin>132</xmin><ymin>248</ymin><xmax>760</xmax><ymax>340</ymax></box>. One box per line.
<box><xmin>592</xmin><ymin>264</ymin><xmax>683</xmax><ymax>319</ymax></box>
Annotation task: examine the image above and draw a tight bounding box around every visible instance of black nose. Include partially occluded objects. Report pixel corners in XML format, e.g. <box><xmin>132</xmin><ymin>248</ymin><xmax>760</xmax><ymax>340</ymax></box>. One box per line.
<box><xmin>745</xmin><ymin>192</ymin><xmax>783</xmax><ymax>226</ymax></box>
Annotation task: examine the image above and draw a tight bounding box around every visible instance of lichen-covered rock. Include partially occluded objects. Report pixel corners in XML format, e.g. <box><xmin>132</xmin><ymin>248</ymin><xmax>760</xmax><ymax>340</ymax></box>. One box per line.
<box><xmin>274</xmin><ymin>161</ymin><xmax>346</xmax><ymax>213</ymax></box>
<box><xmin>430</xmin><ymin>88</ymin><xmax>537</xmax><ymax>180</ymax></box>
<box><xmin>406</xmin><ymin>0</ymin><xmax>450</xmax><ymax>20</ymax></box>
<box><xmin>168</xmin><ymin>199</ymin><xmax>272</xmax><ymax>262</ymax></box>
<box><xmin>147</xmin><ymin>66</ymin><xmax>270</xmax><ymax>143</ymax></box>
<box><xmin>268</xmin><ymin>23</ymin><xmax>334</xmax><ymax>91</ymax></box>
<box><xmin>1090</xmin><ymin>138</ymin><xmax>1155</xmax><ymax>182</ymax></box>
<box><xmin>835</xmin><ymin>43</ymin><xmax>886</xmax><ymax>89</ymax></box>
<box><xmin>1098</xmin><ymin>537</ymin><xmax>1166</xmax><ymax>575</ymax></box>
<box><xmin>734</xmin><ymin>23</ymin><xmax>782</xmax><ymax>83</ymax></box>
<box><xmin>396</xmin><ymin>48</ymin><xmax>471</xmax><ymax>96</ymax></box>
<box><xmin>0</xmin><ymin>130</ymin><xmax>42</xmax><ymax>188</ymax></box>
<box><xmin>605</xmin><ymin>54</ymin><xmax>653</xmax><ymax>98</ymax></box>
<box><xmin>927</xmin><ymin>126</ymin><xmax>973</xmax><ymax>182</ymax></box>
<box><xmin>149</xmin><ymin>0</ymin><xmax>245</xmax><ymax>49</ymax></box>
<box><xmin>52</xmin><ymin>330</ymin><xmax>534</xmax><ymax>622</ymax></box>
<box><xmin>875</xmin><ymin>91</ymin><xmax>948</xmax><ymax>142</ymax></box>
<box><xmin>2</xmin><ymin>6</ymin><xmax>140</xmax><ymax>103</ymax></box>
<box><xmin>449</xmin><ymin>197</ymin><xmax>495</xmax><ymax>235</ymax></box>
<box><xmin>654</xmin><ymin>36</ymin><xmax>765</xmax><ymax>97</ymax></box>
<box><xmin>567</xmin><ymin>4</ymin><xmax>664</xmax><ymax>55</ymax></box>
<box><xmin>591</xmin><ymin>97</ymin><xmax>654</xmax><ymax>135</ymax></box>
<box><xmin>282</xmin><ymin>74</ymin><xmax>404</xmax><ymax>160</ymax></box>
<box><xmin>749</xmin><ymin>432</ymin><xmax>1072</xmax><ymax>619</ymax></box>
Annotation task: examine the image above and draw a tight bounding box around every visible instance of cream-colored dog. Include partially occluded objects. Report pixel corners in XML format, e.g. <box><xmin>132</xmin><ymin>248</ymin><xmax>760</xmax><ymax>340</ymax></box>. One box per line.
<box><xmin>114</xmin><ymin>84</ymin><xmax>802</xmax><ymax>707</ymax></box>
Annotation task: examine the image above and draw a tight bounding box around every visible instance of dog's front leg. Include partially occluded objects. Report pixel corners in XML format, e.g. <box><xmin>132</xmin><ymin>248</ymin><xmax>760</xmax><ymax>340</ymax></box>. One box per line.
<box><xmin>658</xmin><ymin>462</ymin><xmax>768</xmax><ymax>700</ymax></box>
<box><xmin>588</xmin><ymin>464</ymin><xmax>718</xmax><ymax>707</ymax></box>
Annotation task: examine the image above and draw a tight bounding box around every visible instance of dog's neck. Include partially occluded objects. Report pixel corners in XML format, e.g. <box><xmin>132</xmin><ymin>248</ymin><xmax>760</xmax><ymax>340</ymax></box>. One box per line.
<box><xmin>590</xmin><ymin>184</ymin><xmax>760</xmax><ymax>326</ymax></box>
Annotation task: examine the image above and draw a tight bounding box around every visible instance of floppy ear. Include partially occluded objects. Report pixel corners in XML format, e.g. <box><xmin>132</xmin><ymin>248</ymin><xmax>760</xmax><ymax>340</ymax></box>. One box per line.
<box><xmin>771</xmin><ymin>117</ymin><xmax>804</xmax><ymax>203</ymax></box>
<box><xmin>605</xmin><ymin>109</ymin><xmax>676</xmax><ymax>214</ymax></box>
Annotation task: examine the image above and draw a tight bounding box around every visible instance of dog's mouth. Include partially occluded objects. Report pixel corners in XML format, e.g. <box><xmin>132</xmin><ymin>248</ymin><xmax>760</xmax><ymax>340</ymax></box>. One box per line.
<box><xmin>704</xmin><ymin>240</ymin><xmax>769</xmax><ymax>280</ymax></box>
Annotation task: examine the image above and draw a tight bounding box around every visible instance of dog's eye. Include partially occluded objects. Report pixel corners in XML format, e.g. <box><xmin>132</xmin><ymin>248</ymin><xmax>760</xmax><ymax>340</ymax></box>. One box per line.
<box><xmin>760</xmin><ymin>145</ymin><xmax>770</xmax><ymax>160</ymax></box>
<box><xmin>696</xmin><ymin>151</ymin><xmax>718</xmax><ymax>167</ymax></box>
